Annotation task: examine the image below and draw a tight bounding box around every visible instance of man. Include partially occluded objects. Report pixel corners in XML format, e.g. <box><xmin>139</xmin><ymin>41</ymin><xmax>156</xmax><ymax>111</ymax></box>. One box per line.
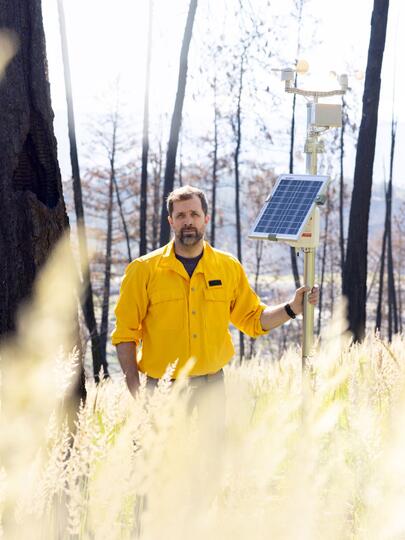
<box><xmin>112</xmin><ymin>185</ymin><xmax>318</xmax><ymax>397</ymax></box>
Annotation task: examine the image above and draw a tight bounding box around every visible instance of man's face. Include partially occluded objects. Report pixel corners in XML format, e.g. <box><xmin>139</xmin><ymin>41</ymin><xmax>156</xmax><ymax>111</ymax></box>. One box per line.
<box><xmin>168</xmin><ymin>195</ymin><xmax>210</xmax><ymax>247</ymax></box>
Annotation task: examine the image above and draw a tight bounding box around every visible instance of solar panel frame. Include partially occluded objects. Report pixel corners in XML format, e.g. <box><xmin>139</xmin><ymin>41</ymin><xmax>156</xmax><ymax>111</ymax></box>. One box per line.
<box><xmin>249</xmin><ymin>174</ymin><xmax>329</xmax><ymax>241</ymax></box>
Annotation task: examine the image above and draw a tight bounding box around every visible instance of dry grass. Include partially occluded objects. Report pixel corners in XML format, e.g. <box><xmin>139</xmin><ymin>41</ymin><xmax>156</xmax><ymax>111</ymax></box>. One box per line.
<box><xmin>1</xmin><ymin>239</ymin><xmax>405</xmax><ymax>539</ymax></box>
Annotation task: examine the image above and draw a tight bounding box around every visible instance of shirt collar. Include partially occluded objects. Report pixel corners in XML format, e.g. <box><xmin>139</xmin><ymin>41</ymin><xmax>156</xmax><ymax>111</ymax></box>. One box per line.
<box><xmin>159</xmin><ymin>240</ymin><xmax>222</xmax><ymax>285</ymax></box>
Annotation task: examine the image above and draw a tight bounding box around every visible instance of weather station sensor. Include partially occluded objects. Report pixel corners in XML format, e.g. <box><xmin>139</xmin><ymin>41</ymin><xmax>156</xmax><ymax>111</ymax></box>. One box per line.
<box><xmin>310</xmin><ymin>103</ymin><xmax>342</xmax><ymax>128</ymax></box>
<box><xmin>253</xmin><ymin>61</ymin><xmax>349</xmax><ymax>365</ymax></box>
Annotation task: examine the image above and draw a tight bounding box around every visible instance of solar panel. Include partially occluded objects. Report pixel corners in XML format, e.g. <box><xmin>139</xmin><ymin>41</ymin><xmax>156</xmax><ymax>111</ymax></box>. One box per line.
<box><xmin>249</xmin><ymin>174</ymin><xmax>329</xmax><ymax>241</ymax></box>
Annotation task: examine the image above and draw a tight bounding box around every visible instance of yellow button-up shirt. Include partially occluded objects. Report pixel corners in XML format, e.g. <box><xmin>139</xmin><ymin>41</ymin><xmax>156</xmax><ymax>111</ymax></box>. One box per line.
<box><xmin>111</xmin><ymin>240</ymin><xmax>269</xmax><ymax>378</ymax></box>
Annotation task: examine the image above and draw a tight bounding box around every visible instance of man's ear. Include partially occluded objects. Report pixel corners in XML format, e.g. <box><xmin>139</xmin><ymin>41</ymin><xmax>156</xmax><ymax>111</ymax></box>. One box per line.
<box><xmin>168</xmin><ymin>215</ymin><xmax>173</xmax><ymax>228</ymax></box>
<box><xmin>205</xmin><ymin>214</ymin><xmax>210</xmax><ymax>225</ymax></box>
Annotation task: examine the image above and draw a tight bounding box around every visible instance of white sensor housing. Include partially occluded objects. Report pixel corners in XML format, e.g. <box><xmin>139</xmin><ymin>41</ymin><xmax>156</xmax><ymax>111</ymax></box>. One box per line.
<box><xmin>310</xmin><ymin>103</ymin><xmax>342</xmax><ymax>127</ymax></box>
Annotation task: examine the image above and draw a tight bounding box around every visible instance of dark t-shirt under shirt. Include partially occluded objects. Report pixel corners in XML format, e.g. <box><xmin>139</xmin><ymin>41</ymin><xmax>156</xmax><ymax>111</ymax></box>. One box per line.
<box><xmin>175</xmin><ymin>251</ymin><xmax>203</xmax><ymax>277</ymax></box>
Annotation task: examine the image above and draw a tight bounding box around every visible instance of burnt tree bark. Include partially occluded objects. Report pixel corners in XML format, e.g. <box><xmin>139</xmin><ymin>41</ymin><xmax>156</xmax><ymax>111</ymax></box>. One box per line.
<box><xmin>0</xmin><ymin>1</ymin><xmax>67</xmax><ymax>331</ymax></box>
<box><xmin>288</xmin><ymin>83</ymin><xmax>301</xmax><ymax>290</ymax></box>
<box><xmin>112</xmin><ymin>173</ymin><xmax>132</xmax><ymax>263</ymax></box>
<box><xmin>210</xmin><ymin>84</ymin><xmax>219</xmax><ymax>247</ymax></box>
<box><xmin>375</xmin><ymin>191</ymin><xmax>387</xmax><ymax>332</ymax></box>
<box><xmin>231</xmin><ymin>52</ymin><xmax>245</xmax><ymax>360</ymax></box>
<box><xmin>317</xmin><ymin>195</ymin><xmax>330</xmax><ymax>335</ymax></box>
<box><xmin>288</xmin><ymin>0</ymin><xmax>304</xmax><ymax>290</ymax></box>
<box><xmin>396</xmin><ymin>233</ymin><xmax>403</xmax><ymax>333</ymax></box>
<box><xmin>387</xmin><ymin>119</ymin><xmax>398</xmax><ymax>339</ymax></box>
<box><xmin>99</xmin><ymin>162</ymin><xmax>114</xmax><ymax>365</ymax></box>
<box><xmin>159</xmin><ymin>0</ymin><xmax>198</xmax><ymax>245</ymax></box>
<box><xmin>57</xmin><ymin>0</ymin><xmax>108</xmax><ymax>379</ymax></box>
<box><xmin>339</xmin><ymin>97</ymin><xmax>347</xmax><ymax>277</ymax></box>
<box><xmin>375</xmin><ymin>136</ymin><xmax>398</xmax><ymax>341</ymax></box>
<box><xmin>342</xmin><ymin>0</ymin><xmax>389</xmax><ymax>341</ymax></box>
<box><xmin>0</xmin><ymin>0</ymin><xmax>86</xmax><ymax>399</ymax></box>
<box><xmin>151</xmin><ymin>144</ymin><xmax>163</xmax><ymax>250</ymax></box>
<box><xmin>139</xmin><ymin>0</ymin><xmax>153</xmax><ymax>256</ymax></box>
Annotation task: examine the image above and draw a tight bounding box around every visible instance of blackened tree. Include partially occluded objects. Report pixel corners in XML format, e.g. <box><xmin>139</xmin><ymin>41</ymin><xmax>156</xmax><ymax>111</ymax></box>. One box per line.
<box><xmin>57</xmin><ymin>0</ymin><xmax>108</xmax><ymax>380</ymax></box>
<box><xmin>0</xmin><ymin>0</ymin><xmax>68</xmax><ymax>336</ymax></box>
<box><xmin>342</xmin><ymin>0</ymin><xmax>389</xmax><ymax>341</ymax></box>
<box><xmin>159</xmin><ymin>0</ymin><xmax>198</xmax><ymax>245</ymax></box>
<box><xmin>139</xmin><ymin>0</ymin><xmax>153</xmax><ymax>256</ymax></box>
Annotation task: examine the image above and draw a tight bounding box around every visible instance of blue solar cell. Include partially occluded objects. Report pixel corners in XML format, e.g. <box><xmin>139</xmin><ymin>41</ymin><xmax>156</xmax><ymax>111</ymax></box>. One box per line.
<box><xmin>250</xmin><ymin>176</ymin><xmax>327</xmax><ymax>240</ymax></box>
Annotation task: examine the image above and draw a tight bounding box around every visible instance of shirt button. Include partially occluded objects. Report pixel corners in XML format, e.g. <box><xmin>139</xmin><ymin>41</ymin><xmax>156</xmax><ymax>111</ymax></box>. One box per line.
<box><xmin>192</xmin><ymin>334</ymin><xmax>197</xmax><ymax>338</ymax></box>
<box><xmin>191</xmin><ymin>287</ymin><xmax>195</xmax><ymax>292</ymax></box>
<box><xmin>192</xmin><ymin>310</ymin><xmax>196</xmax><ymax>315</ymax></box>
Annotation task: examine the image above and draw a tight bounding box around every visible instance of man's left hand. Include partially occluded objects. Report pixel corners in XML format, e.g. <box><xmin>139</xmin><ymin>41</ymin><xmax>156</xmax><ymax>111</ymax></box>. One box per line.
<box><xmin>290</xmin><ymin>285</ymin><xmax>319</xmax><ymax>316</ymax></box>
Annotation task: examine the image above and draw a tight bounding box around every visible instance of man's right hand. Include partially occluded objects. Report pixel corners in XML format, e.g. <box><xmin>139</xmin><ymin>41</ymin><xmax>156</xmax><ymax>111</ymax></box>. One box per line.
<box><xmin>116</xmin><ymin>342</ymin><xmax>140</xmax><ymax>398</ymax></box>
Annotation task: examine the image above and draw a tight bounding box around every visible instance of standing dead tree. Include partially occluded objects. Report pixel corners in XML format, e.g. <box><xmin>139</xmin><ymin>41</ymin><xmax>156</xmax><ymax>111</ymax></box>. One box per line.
<box><xmin>339</xmin><ymin>97</ymin><xmax>347</xmax><ymax>276</ymax></box>
<box><xmin>342</xmin><ymin>0</ymin><xmax>389</xmax><ymax>341</ymax></box>
<box><xmin>98</xmin><ymin>114</ymin><xmax>119</xmax><ymax>366</ymax></box>
<box><xmin>139</xmin><ymin>0</ymin><xmax>153</xmax><ymax>256</ymax></box>
<box><xmin>84</xmin><ymin>106</ymin><xmax>136</xmax><ymax>368</ymax></box>
<box><xmin>210</xmin><ymin>73</ymin><xmax>219</xmax><ymax>247</ymax></box>
<box><xmin>376</xmin><ymin>117</ymin><xmax>398</xmax><ymax>340</ymax></box>
<box><xmin>0</xmin><ymin>0</ymin><xmax>86</xmax><ymax>400</ymax></box>
<box><xmin>317</xmin><ymin>187</ymin><xmax>332</xmax><ymax>335</ymax></box>
<box><xmin>57</xmin><ymin>0</ymin><xmax>108</xmax><ymax>379</ymax></box>
<box><xmin>394</xmin><ymin>206</ymin><xmax>404</xmax><ymax>333</ymax></box>
<box><xmin>288</xmin><ymin>0</ymin><xmax>306</xmax><ymax>290</ymax></box>
<box><xmin>0</xmin><ymin>2</ymin><xmax>68</xmax><ymax>331</ymax></box>
<box><xmin>386</xmin><ymin>119</ymin><xmax>398</xmax><ymax>339</ymax></box>
<box><xmin>230</xmin><ymin>47</ymin><xmax>247</xmax><ymax>360</ymax></box>
<box><xmin>160</xmin><ymin>0</ymin><xmax>198</xmax><ymax>245</ymax></box>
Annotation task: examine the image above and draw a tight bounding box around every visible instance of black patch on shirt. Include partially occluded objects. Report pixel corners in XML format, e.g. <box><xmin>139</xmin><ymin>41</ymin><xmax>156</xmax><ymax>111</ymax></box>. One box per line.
<box><xmin>208</xmin><ymin>279</ymin><xmax>222</xmax><ymax>287</ymax></box>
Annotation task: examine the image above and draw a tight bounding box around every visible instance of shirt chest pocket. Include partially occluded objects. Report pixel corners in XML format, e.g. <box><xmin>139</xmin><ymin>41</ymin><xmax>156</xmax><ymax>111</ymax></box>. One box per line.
<box><xmin>203</xmin><ymin>287</ymin><xmax>232</xmax><ymax>330</ymax></box>
<box><xmin>148</xmin><ymin>290</ymin><xmax>185</xmax><ymax>331</ymax></box>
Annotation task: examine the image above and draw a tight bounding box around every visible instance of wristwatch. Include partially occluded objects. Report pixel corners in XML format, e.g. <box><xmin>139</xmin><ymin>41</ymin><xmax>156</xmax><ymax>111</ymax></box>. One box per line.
<box><xmin>284</xmin><ymin>303</ymin><xmax>296</xmax><ymax>319</ymax></box>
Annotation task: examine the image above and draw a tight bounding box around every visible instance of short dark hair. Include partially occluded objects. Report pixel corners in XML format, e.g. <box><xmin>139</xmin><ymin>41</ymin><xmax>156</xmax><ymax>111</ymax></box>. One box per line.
<box><xmin>166</xmin><ymin>185</ymin><xmax>208</xmax><ymax>217</ymax></box>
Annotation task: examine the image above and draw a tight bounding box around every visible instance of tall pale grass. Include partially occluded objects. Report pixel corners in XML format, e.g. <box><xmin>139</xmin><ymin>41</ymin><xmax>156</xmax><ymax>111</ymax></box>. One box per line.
<box><xmin>1</xmin><ymin>238</ymin><xmax>405</xmax><ymax>539</ymax></box>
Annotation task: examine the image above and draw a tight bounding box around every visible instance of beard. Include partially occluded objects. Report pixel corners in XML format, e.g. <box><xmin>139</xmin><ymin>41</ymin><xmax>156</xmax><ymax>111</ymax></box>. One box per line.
<box><xmin>178</xmin><ymin>227</ymin><xmax>204</xmax><ymax>246</ymax></box>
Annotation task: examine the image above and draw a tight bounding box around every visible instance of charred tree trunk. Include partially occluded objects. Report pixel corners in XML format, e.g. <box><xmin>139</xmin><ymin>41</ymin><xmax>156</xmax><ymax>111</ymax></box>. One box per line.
<box><xmin>375</xmin><ymin>216</ymin><xmax>387</xmax><ymax>332</ymax></box>
<box><xmin>178</xmin><ymin>133</ymin><xmax>184</xmax><ymax>187</ymax></box>
<box><xmin>57</xmin><ymin>0</ymin><xmax>108</xmax><ymax>379</ymax></box>
<box><xmin>233</xmin><ymin>56</ymin><xmax>244</xmax><ymax>264</ymax></box>
<box><xmin>232</xmin><ymin>53</ymin><xmax>245</xmax><ymax>360</ymax></box>
<box><xmin>395</xmin><ymin>214</ymin><xmax>403</xmax><ymax>333</ymax></box>
<box><xmin>330</xmin><ymin>244</ymin><xmax>335</xmax><ymax>314</ymax></box>
<box><xmin>342</xmin><ymin>0</ymin><xmax>389</xmax><ymax>341</ymax></box>
<box><xmin>140</xmin><ymin>0</ymin><xmax>153</xmax><ymax>256</ymax></box>
<box><xmin>112</xmin><ymin>174</ymin><xmax>132</xmax><ymax>263</ymax></box>
<box><xmin>339</xmin><ymin>97</ymin><xmax>347</xmax><ymax>277</ymax></box>
<box><xmin>152</xmin><ymin>144</ymin><xmax>163</xmax><ymax>250</ymax></box>
<box><xmin>0</xmin><ymin>0</ymin><xmax>86</xmax><ymax>399</ymax></box>
<box><xmin>159</xmin><ymin>0</ymin><xmax>198</xmax><ymax>245</ymax></box>
<box><xmin>99</xmin><ymin>163</ymin><xmax>114</xmax><ymax>367</ymax></box>
<box><xmin>317</xmin><ymin>196</ymin><xmax>330</xmax><ymax>335</ymax></box>
<box><xmin>0</xmin><ymin>4</ymin><xmax>63</xmax><ymax>322</ymax></box>
<box><xmin>288</xmin><ymin>78</ymin><xmax>301</xmax><ymax>289</ymax></box>
<box><xmin>210</xmin><ymin>77</ymin><xmax>219</xmax><ymax>247</ymax></box>
<box><xmin>288</xmin><ymin>0</ymin><xmax>304</xmax><ymax>289</ymax></box>
<box><xmin>387</xmin><ymin>118</ymin><xmax>398</xmax><ymax>339</ymax></box>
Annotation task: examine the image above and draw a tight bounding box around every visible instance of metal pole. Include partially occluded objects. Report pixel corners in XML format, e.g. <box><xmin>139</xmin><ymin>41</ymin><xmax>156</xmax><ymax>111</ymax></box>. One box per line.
<box><xmin>276</xmin><ymin>67</ymin><xmax>347</xmax><ymax>366</ymax></box>
<box><xmin>302</xmin><ymin>247</ymin><xmax>316</xmax><ymax>361</ymax></box>
<box><xmin>302</xmin><ymin>102</ymin><xmax>318</xmax><ymax>365</ymax></box>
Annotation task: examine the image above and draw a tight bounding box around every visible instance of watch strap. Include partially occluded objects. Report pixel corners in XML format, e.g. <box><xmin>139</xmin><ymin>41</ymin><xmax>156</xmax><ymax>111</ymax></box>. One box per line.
<box><xmin>284</xmin><ymin>303</ymin><xmax>296</xmax><ymax>319</ymax></box>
